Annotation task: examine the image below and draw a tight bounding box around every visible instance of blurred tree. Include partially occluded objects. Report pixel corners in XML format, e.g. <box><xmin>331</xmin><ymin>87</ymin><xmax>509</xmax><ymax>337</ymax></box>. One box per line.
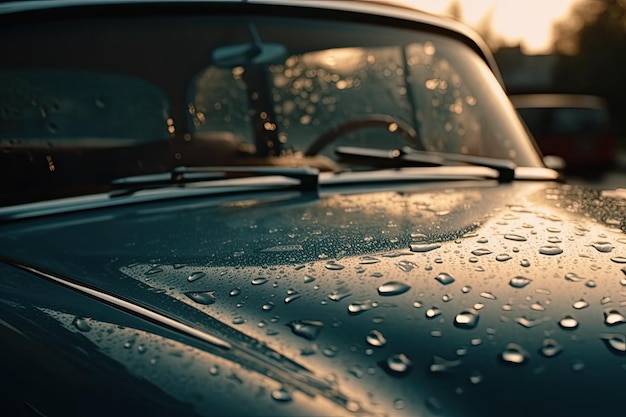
<box><xmin>552</xmin><ymin>0</ymin><xmax>626</xmax><ymax>134</ymax></box>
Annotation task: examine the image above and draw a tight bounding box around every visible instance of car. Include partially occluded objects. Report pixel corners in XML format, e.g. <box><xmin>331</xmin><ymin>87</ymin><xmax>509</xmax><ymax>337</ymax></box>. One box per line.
<box><xmin>1</xmin><ymin>1</ymin><xmax>625</xmax><ymax>416</ymax></box>
<box><xmin>510</xmin><ymin>93</ymin><xmax>619</xmax><ymax>176</ymax></box>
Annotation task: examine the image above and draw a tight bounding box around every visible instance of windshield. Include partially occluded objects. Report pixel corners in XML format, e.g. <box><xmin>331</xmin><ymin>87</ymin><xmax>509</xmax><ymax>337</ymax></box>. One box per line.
<box><xmin>0</xmin><ymin>11</ymin><xmax>543</xmax><ymax>206</ymax></box>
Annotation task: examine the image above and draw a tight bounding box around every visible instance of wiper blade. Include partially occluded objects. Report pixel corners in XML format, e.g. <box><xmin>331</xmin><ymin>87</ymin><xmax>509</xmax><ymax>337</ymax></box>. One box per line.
<box><xmin>335</xmin><ymin>146</ymin><xmax>516</xmax><ymax>183</ymax></box>
<box><xmin>110</xmin><ymin>166</ymin><xmax>319</xmax><ymax>197</ymax></box>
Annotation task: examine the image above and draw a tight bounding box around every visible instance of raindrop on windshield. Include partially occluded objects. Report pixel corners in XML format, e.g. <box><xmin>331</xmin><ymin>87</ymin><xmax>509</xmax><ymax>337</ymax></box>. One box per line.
<box><xmin>435</xmin><ymin>272</ymin><xmax>455</xmax><ymax>285</ymax></box>
<box><xmin>410</xmin><ymin>242</ymin><xmax>442</xmax><ymax>253</ymax></box>
<box><xmin>325</xmin><ymin>262</ymin><xmax>345</xmax><ymax>270</ymax></box>
<box><xmin>187</xmin><ymin>271</ymin><xmax>206</xmax><ymax>282</ymax></box>
<box><xmin>366</xmin><ymin>330</ymin><xmax>387</xmax><ymax>347</ymax></box>
<box><xmin>600</xmin><ymin>333</ymin><xmax>626</xmax><ymax>354</ymax></box>
<box><xmin>72</xmin><ymin>316</ymin><xmax>91</xmax><ymax>332</ymax></box>
<box><xmin>500</xmin><ymin>343</ymin><xmax>529</xmax><ymax>365</ymax></box>
<box><xmin>378</xmin><ymin>281</ymin><xmax>411</xmax><ymax>296</ymax></box>
<box><xmin>185</xmin><ymin>291</ymin><xmax>216</xmax><ymax>305</ymax></box>
<box><xmin>504</xmin><ymin>234</ymin><xmax>527</xmax><ymax>242</ymax></box>
<box><xmin>558</xmin><ymin>315</ymin><xmax>579</xmax><ymax>329</ymax></box>
<box><xmin>480</xmin><ymin>292</ymin><xmax>497</xmax><ymax>300</ymax></box>
<box><xmin>565</xmin><ymin>272</ymin><xmax>584</xmax><ymax>282</ymax></box>
<box><xmin>592</xmin><ymin>242</ymin><xmax>614</xmax><ymax>253</ymax></box>
<box><xmin>539</xmin><ymin>246</ymin><xmax>563</xmax><ymax>256</ymax></box>
<box><xmin>271</xmin><ymin>387</ymin><xmax>292</xmax><ymax>402</ymax></box>
<box><xmin>429</xmin><ymin>356</ymin><xmax>462</xmax><ymax>373</ymax></box>
<box><xmin>454</xmin><ymin>309</ymin><xmax>479</xmax><ymax>329</ymax></box>
<box><xmin>287</xmin><ymin>320</ymin><xmax>324</xmax><ymax>340</ymax></box>
<box><xmin>426</xmin><ymin>307</ymin><xmax>442</xmax><ymax>319</ymax></box>
<box><xmin>381</xmin><ymin>353</ymin><xmax>413</xmax><ymax>375</ymax></box>
<box><xmin>539</xmin><ymin>338</ymin><xmax>563</xmax><ymax>357</ymax></box>
<box><xmin>604</xmin><ymin>309</ymin><xmax>626</xmax><ymax>326</ymax></box>
<box><xmin>284</xmin><ymin>293</ymin><xmax>302</xmax><ymax>304</ymax></box>
<box><xmin>510</xmin><ymin>276</ymin><xmax>532</xmax><ymax>288</ymax></box>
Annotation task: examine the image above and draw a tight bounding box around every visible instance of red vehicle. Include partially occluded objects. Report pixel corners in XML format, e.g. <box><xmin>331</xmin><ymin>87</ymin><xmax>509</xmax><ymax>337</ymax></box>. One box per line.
<box><xmin>510</xmin><ymin>94</ymin><xmax>618</xmax><ymax>175</ymax></box>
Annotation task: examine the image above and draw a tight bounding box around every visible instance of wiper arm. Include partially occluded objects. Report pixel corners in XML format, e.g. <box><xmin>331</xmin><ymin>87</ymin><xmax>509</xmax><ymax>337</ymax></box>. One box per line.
<box><xmin>110</xmin><ymin>166</ymin><xmax>319</xmax><ymax>197</ymax></box>
<box><xmin>335</xmin><ymin>146</ymin><xmax>516</xmax><ymax>183</ymax></box>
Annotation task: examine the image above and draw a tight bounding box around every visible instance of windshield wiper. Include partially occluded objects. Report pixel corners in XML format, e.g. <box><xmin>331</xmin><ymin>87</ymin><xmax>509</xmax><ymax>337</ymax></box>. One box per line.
<box><xmin>110</xmin><ymin>166</ymin><xmax>319</xmax><ymax>197</ymax></box>
<box><xmin>335</xmin><ymin>146</ymin><xmax>516</xmax><ymax>183</ymax></box>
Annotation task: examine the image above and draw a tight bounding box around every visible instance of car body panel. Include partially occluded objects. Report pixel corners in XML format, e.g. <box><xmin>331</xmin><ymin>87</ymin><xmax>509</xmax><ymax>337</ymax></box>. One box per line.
<box><xmin>2</xmin><ymin>181</ymin><xmax>626</xmax><ymax>416</ymax></box>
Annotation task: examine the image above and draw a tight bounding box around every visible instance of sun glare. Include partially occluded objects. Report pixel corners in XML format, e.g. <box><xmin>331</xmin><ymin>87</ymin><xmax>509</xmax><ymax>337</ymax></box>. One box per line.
<box><xmin>401</xmin><ymin>0</ymin><xmax>579</xmax><ymax>54</ymax></box>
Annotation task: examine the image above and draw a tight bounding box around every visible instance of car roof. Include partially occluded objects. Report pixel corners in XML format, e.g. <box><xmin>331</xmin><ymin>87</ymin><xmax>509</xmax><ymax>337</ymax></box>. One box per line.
<box><xmin>510</xmin><ymin>93</ymin><xmax>609</xmax><ymax>110</ymax></box>
<box><xmin>0</xmin><ymin>0</ymin><xmax>503</xmax><ymax>84</ymax></box>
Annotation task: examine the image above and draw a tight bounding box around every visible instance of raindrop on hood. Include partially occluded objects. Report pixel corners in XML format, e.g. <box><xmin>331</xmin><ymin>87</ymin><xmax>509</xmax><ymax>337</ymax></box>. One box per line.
<box><xmin>504</xmin><ymin>234</ymin><xmax>527</xmax><ymax>242</ymax></box>
<box><xmin>435</xmin><ymin>272</ymin><xmax>455</xmax><ymax>285</ymax></box>
<box><xmin>501</xmin><ymin>343</ymin><xmax>529</xmax><ymax>365</ymax></box>
<box><xmin>366</xmin><ymin>330</ymin><xmax>387</xmax><ymax>347</ymax></box>
<box><xmin>378</xmin><ymin>281</ymin><xmax>411</xmax><ymax>296</ymax></box>
<box><xmin>287</xmin><ymin>320</ymin><xmax>324</xmax><ymax>340</ymax></box>
<box><xmin>72</xmin><ymin>316</ymin><xmax>92</xmax><ymax>332</ymax></box>
<box><xmin>539</xmin><ymin>338</ymin><xmax>563</xmax><ymax>357</ymax></box>
<box><xmin>604</xmin><ymin>309</ymin><xmax>626</xmax><ymax>326</ymax></box>
<box><xmin>600</xmin><ymin>333</ymin><xmax>626</xmax><ymax>354</ymax></box>
<box><xmin>381</xmin><ymin>353</ymin><xmax>413</xmax><ymax>375</ymax></box>
<box><xmin>509</xmin><ymin>276</ymin><xmax>532</xmax><ymax>288</ymax></box>
<box><xmin>185</xmin><ymin>291</ymin><xmax>216</xmax><ymax>305</ymax></box>
<box><xmin>187</xmin><ymin>271</ymin><xmax>206</xmax><ymax>282</ymax></box>
<box><xmin>271</xmin><ymin>387</ymin><xmax>292</xmax><ymax>402</ymax></box>
<box><xmin>539</xmin><ymin>246</ymin><xmax>563</xmax><ymax>256</ymax></box>
<box><xmin>410</xmin><ymin>242</ymin><xmax>442</xmax><ymax>253</ymax></box>
<box><xmin>454</xmin><ymin>309</ymin><xmax>479</xmax><ymax>329</ymax></box>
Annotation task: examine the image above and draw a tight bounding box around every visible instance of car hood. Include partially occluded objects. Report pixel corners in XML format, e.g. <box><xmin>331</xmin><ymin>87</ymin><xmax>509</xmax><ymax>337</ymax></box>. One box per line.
<box><xmin>2</xmin><ymin>180</ymin><xmax>626</xmax><ymax>416</ymax></box>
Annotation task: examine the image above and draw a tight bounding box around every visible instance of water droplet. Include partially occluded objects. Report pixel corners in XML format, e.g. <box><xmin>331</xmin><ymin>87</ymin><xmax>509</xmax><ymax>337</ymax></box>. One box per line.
<box><xmin>426</xmin><ymin>307</ymin><xmax>442</xmax><ymax>319</ymax></box>
<box><xmin>462</xmin><ymin>285</ymin><xmax>472</xmax><ymax>294</ymax></box>
<box><xmin>539</xmin><ymin>245</ymin><xmax>563</xmax><ymax>255</ymax></box>
<box><xmin>284</xmin><ymin>293</ymin><xmax>302</xmax><ymax>304</ymax></box>
<box><xmin>366</xmin><ymin>330</ymin><xmax>387</xmax><ymax>347</ymax></box>
<box><xmin>471</xmin><ymin>338</ymin><xmax>482</xmax><ymax>346</ymax></box>
<box><xmin>547</xmin><ymin>236</ymin><xmax>562</xmax><ymax>244</ymax></box>
<box><xmin>348</xmin><ymin>300</ymin><xmax>376</xmax><ymax>315</ymax></box>
<box><xmin>396</xmin><ymin>260</ymin><xmax>417</xmax><ymax>272</ymax></box>
<box><xmin>377</xmin><ymin>281</ymin><xmax>411</xmax><ymax>296</ymax></box>
<box><xmin>565</xmin><ymin>272</ymin><xmax>584</xmax><ymax>282</ymax></box>
<box><xmin>325</xmin><ymin>261</ymin><xmax>345</xmax><ymax>270</ymax></box>
<box><xmin>409</xmin><ymin>242</ymin><xmax>441</xmax><ymax>252</ymax></box>
<box><xmin>504</xmin><ymin>234</ymin><xmax>527</xmax><ymax>242</ymax></box>
<box><xmin>600</xmin><ymin>333</ymin><xmax>626</xmax><ymax>354</ymax></box>
<box><xmin>604</xmin><ymin>309</ymin><xmax>626</xmax><ymax>326</ymax></box>
<box><xmin>262</xmin><ymin>302</ymin><xmax>275</xmax><ymax>311</ymax></box>
<box><xmin>510</xmin><ymin>276</ymin><xmax>532</xmax><ymax>289</ymax></box>
<box><xmin>585</xmin><ymin>280</ymin><xmax>597</xmax><ymax>288</ymax></box>
<box><xmin>480</xmin><ymin>292</ymin><xmax>497</xmax><ymax>300</ymax></box>
<box><xmin>572</xmin><ymin>361</ymin><xmax>585</xmax><ymax>371</ymax></box>
<box><xmin>501</xmin><ymin>343</ymin><xmax>529</xmax><ymax>365</ymax></box>
<box><xmin>442</xmin><ymin>293</ymin><xmax>453</xmax><ymax>302</ymax></box>
<box><xmin>413</xmin><ymin>301</ymin><xmax>423</xmax><ymax>308</ymax></box>
<box><xmin>429</xmin><ymin>356</ymin><xmax>462</xmax><ymax>373</ymax></box>
<box><xmin>601</xmin><ymin>296</ymin><xmax>612</xmax><ymax>305</ymax></box>
<box><xmin>454</xmin><ymin>309</ymin><xmax>479</xmax><ymax>329</ymax></box>
<box><xmin>546</xmin><ymin>227</ymin><xmax>561</xmax><ymax>233</ymax></box>
<box><xmin>251</xmin><ymin>277</ymin><xmax>269</xmax><ymax>285</ymax></box>
<box><xmin>287</xmin><ymin>320</ymin><xmax>323</xmax><ymax>340</ymax></box>
<box><xmin>187</xmin><ymin>271</ymin><xmax>206</xmax><ymax>282</ymax></box>
<box><xmin>229</xmin><ymin>287</ymin><xmax>241</xmax><ymax>296</ymax></box>
<box><xmin>72</xmin><ymin>316</ymin><xmax>91</xmax><ymax>332</ymax></box>
<box><xmin>304</xmin><ymin>275</ymin><xmax>316</xmax><ymax>284</ymax></box>
<box><xmin>530</xmin><ymin>302</ymin><xmax>545</xmax><ymax>311</ymax></box>
<box><xmin>611</xmin><ymin>257</ymin><xmax>626</xmax><ymax>264</ymax></box>
<box><xmin>328</xmin><ymin>289</ymin><xmax>351</xmax><ymax>301</ymax></box>
<box><xmin>145</xmin><ymin>267</ymin><xmax>163</xmax><ymax>275</ymax></box>
<box><xmin>471</xmin><ymin>248</ymin><xmax>492</xmax><ymax>256</ymax></box>
<box><xmin>520</xmin><ymin>259</ymin><xmax>531</xmax><ymax>267</ymax></box>
<box><xmin>394</xmin><ymin>399</ymin><xmax>406</xmax><ymax>410</ymax></box>
<box><xmin>435</xmin><ymin>272</ymin><xmax>455</xmax><ymax>285</ymax></box>
<box><xmin>470</xmin><ymin>371</ymin><xmax>483</xmax><ymax>384</ymax></box>
<box><xmin>589</xmin><ymin>241</ymin><xmax>614</xmax><ymax>254</ymax></box>
<box><xmin>477</xmin><ymin>237</ymin><xmax>489</xmax><ymax>244</ymax></box>
<box><xmin>540</xmin><ymin>338</ymin><xmax>562</xmax><ymax>357</ymax></box>
<box><xmin>359</xmin><ymin>256</ymin><xmax>381</xmax><ymax>264</ymax></box>
<box><xmin>515</xmin><ymin>316</ymin><xmax>543</xmax><ymax>328</ymax></box>
<box><xmin>185</xmin><ymin>291</ymin><xmax>216</xmax><ymax>305</ymax></box>
<box><xmin>271</xmin><ymin>387</ymin><xmax>292</xmax><ymax>402</ymax></box>
<box><xmin>559</xmin><ymin>315</ymin><xmax>579</xmax><ymax>329</ymax></box>
<box><xmin>382</xmin><ymin>353</ymin><xmax>413</xmax><ymax>375</ymax></box>
<box><xmin>496</xmin><ymin>253</ymin><xmax>512</xmax><ymax>262</ymax></box>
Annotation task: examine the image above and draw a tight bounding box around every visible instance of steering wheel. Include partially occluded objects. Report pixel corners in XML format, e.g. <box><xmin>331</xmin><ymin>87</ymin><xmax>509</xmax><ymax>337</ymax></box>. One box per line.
<box><xmin>304</xmin><ymin>114</ymin><xmax>422</xmax><ymax>156</ymax></box>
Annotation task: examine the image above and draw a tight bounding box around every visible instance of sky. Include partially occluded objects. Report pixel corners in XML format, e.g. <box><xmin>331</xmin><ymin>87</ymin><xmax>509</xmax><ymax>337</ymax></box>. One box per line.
<box><xmin>402</xmin><ymin>0</ymin><xmax>581</xmax><ymax>54</ymax></box>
